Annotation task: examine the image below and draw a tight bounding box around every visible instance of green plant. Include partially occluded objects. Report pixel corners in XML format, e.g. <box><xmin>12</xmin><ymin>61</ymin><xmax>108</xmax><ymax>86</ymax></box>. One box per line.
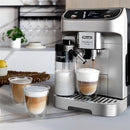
<box><xmin>2</xmin><ymin>26</ymin><xmax>27</xmax><ymax>43</ymax></box>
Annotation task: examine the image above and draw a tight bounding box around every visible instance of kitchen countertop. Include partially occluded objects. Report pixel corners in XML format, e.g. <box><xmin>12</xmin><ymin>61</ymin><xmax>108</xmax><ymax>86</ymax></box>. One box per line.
<box><xmin>0</xmin><ymin>107</ymin><xmax>129</xmax><ymax>130</ymax></box>
<box><xmin>0</xmin><ymin>81</ymin><xmax>130</xmax><ymax>130</ymax></box>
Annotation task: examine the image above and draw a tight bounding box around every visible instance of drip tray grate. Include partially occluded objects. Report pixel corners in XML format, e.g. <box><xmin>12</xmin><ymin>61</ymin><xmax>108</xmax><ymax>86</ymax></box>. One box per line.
<box><xmin>71</xmin><ymin>94</ymin><xmax>119</xmax><ymax>104</ymax></box>
<box><xmin>55</xmin><ymin>94</ymin><xmax>127</xmax><ymax>116</ymax></box>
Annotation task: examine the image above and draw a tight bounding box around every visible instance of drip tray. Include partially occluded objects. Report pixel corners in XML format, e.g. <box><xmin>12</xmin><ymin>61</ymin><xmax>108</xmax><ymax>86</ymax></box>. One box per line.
<box><xmin>54</xmin><ymin>94</ymin><xmax>127</xmax><ymax>117</ymax></box>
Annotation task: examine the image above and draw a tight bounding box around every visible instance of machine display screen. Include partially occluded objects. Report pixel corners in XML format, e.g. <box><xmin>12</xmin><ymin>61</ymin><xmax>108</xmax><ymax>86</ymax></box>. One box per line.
<box><xmin>64</xmin><ymin>9</ymin><xmax>122</xmax><ymax>19</ymax></box>
<box><xmin>87</xmin><ymin>10</ymin><xmax>103</xmax><ymax>18</ymax></box>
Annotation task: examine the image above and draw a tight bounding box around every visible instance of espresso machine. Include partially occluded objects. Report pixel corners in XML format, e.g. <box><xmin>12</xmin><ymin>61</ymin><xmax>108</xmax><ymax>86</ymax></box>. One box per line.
<box><xmin>54</xmin><ymin>8</ymin><xmax>130</xmax><ymax>116</ymax></box>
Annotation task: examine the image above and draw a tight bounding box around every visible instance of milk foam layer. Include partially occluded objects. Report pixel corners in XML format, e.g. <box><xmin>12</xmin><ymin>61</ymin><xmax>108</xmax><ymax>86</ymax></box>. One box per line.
<box><xmin>9</xmin><ymin>77</ymin><xmax>32</xmax><ymax>84</ymax></box>
<box><xmin>24</xmin><ymin>86</ymin><xmax>48</xmax><ymax>97</ymax></box>
<box><xmin>76</xmin><ymin>68</ymin><xmax>100</xmax><ymax>82</ymax></box>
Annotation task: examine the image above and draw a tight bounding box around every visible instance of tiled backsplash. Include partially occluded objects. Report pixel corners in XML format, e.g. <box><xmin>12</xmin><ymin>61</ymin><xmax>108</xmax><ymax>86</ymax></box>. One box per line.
<box><xmin>0</xmin><ymin>1</ymin><xmax>65</xmax><ymax>47</ymax></box>
<box><xmin>20</xmin><ymin>19</ymin><xmax>62</xmax><ymax>45</ymax></box>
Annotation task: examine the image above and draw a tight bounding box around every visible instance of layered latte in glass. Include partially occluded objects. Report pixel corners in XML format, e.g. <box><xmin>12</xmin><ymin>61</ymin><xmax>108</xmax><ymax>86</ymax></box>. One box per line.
<box><xmin>8</xmin><ymin>77</ymin><xmax>32</xmax><ymax>103</ymax></box>
<box><xmin>76</xmin><ymin>68</ymin><xmax>100</xmax><ymax>96</ymax></box>
<box><xmin>23</xmin><ymin>85</ymin><xmax>49</xmax><ymax>117</ymax></box>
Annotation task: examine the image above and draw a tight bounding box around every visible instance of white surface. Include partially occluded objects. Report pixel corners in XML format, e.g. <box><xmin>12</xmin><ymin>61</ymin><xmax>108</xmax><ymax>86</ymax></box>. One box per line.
<box><xmin>6</xmin><ymin>49</ymin><xmax>55</xmax><ymax>74</ymax></box>
<box><xmin>0</xmin><ymin>50</ymin><xmax>11</xmax><ymax>60</ymax></box>
<box><xmin>0</xmin><ymin>107</ymin><xmax>130</xmax><ymax>130</ymax></box>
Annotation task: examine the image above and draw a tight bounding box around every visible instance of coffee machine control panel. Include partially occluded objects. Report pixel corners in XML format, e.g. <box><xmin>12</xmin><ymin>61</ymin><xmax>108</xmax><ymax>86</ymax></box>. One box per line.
<box><xmin>64</xmin><ymin>9</ymin><xmax>122</xmax><ymax>19</ymax></box>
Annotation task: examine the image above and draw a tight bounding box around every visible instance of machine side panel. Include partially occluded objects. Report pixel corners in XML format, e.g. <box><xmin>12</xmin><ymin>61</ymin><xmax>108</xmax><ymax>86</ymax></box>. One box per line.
<box><xmin>126</xmin><ymin>9</ymin><xmax>130</xmax><ymax>105</ymax></box>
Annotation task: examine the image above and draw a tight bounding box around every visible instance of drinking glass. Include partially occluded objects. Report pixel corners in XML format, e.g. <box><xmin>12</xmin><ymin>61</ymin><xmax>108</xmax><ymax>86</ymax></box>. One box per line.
<box><xmin>76</xmin><ymin>68</ymin><xmax>100</xmax><ymax>97</ymax></box>
<box><xmin>23</xmin><ymin>84</ymin><xmax>50</xmax><ymax>118</ymax></box>
<box><xmin>8</xmin><ymin>77</ymin><xmax>32</xmax><ymax>103</ymax></box>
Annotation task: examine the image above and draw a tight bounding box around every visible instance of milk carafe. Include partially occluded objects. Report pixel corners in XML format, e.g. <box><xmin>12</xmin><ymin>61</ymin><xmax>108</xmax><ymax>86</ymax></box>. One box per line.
<box><xmin>55</xmin><ymin>40</ymin><xmax>75</xmax><ymax>96</ymax></box>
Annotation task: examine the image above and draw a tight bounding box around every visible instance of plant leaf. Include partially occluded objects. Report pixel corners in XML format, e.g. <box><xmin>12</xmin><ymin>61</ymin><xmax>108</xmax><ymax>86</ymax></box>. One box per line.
<box><xmin>7</xmin><ymin>29</ymin><xmax>13</xmax><ymax>36</ymax></box>
<box><xmin>2</xmin><ymin>33</ymin><xmax>5</xmax><ymax>41</ymax></box>
<box><xmin>21</xmin><ymin>39</ymin><xmax>24</xmax><ymax>43</ymax></box>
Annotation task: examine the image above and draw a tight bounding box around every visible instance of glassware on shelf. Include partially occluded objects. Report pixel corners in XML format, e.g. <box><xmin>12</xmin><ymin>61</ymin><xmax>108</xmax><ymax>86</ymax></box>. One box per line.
<box><xmin>52</xmin><ymin>19</ymin><xmax>57</xmax><ymax>33</ymax></box>
<box><xmin>43</xmin><ymin>19</ymin><xmax>49</xmax><ymax>33</ymax></box>
<box><xmin>19</xmin><ymin>18</ymin><xmax>62</xmax><ymax>46</ymax></box>
<box><xmin>20</xmin><ymin>20</ymin><xmax>26</xmax><ymax>33</ymax></box>
<box><xmin>20</xmin><ymin>0</ymin><xmax>37</xmax><ymax>5</ymax></box>
<box><xmin>37</xmin><ymin>0</ymin><xmax>52</xmax><ymax>5</ymax></box>
<box><xmin>35</xmin><ymin>19</ymin><xmax>42</xmax><ymax>35</ymax></box>
<box><xmin>50</xmin><ymin>0</ymin><xmax>58</xmax><ymax>5</ymax></box>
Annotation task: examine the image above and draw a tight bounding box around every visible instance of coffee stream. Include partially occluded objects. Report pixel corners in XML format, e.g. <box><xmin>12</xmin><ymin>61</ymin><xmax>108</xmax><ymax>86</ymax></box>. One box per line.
<box><xmin>84</xmin><ymin>63</ymin><xmax>86</xmax><ymax>68</ymax></box>
<box><xmin>84</xmin><ymin>60</ymin><xmax>95</xmax><ymax>68</ymax></box>
<box><xmin>92</xmin><ymin>60</ymin><xmax>95</xmax><ymax>68</ymax></box>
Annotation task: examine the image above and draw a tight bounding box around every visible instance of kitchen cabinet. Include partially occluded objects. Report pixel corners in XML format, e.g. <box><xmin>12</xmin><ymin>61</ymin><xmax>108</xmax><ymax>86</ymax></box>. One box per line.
<box><xmin>66</xmin><ymin>0</ymin><xmax>130</xmax><ymax>9</ymax></box>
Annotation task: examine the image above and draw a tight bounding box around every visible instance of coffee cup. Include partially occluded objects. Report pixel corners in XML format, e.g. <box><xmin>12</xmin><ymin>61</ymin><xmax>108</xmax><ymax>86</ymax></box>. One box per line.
<box><xmin>23</xmin><ymin>85</ymin><xmax>50</xmax><ymax>118</ymax></box>
<box><xmin>8</xmin><ymin>77</ymin><xmax>32</xmax><ymax>103</ymax></box>
<box><xmin>76</xmin><ymin>68</ymin><xmax>100</xmax><ymax>96</ymax></box>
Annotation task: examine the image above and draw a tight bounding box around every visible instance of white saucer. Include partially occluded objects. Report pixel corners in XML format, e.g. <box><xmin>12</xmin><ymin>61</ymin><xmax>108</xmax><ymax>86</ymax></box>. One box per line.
<box><xmin>25</xmin><ymin>45</ymin><xmax>46</xmax><ymax>49</ymax></box>
<box><xmin>25</xmin><ymin>42</ymin><xmax>46</xmax><ymax>49</ymax></box>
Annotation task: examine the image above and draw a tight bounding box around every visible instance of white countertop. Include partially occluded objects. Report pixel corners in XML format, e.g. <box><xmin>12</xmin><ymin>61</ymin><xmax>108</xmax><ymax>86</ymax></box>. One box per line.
<box><xmin>0</xmin><ymin>107</ymin><xmax>130</xmax><ymax>130</ymax></box>
<box><xmin>0</xmin><ymin>82</ymin><xmax>130</xmax><ymax>130</ymax></box>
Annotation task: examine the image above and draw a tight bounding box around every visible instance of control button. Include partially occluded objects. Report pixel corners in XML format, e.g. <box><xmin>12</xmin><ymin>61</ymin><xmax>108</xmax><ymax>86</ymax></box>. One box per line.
<box><xmin>104</xmin><ymin>14</ymin><xmax>111</xmax><ymax>18</ymax></box>
<box><xmin>74</xmin><ymin>11</ymin><xmax>79</xmax><ymax>14</ymax></box>
<box><xmin>83</xmin><ymin>11</ymin><xmax>86</xmax><ymax>18</ymax></box>
<box><xmin>71</xmin><ymin>15</ymin><xmax>77</xmax><ymax>18</ymax></box>
<box><xmin>106</xmin><ymin>10</ymin><xmax>111</xmax><ymax>13</ymax></box>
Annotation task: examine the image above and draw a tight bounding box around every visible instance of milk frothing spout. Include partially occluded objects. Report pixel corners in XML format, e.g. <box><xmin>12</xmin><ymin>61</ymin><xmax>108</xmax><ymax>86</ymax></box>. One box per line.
<box><xmin>69</xmin><ymin>49</ymin><xmax>87</xmax><ymax>64</ymax></box>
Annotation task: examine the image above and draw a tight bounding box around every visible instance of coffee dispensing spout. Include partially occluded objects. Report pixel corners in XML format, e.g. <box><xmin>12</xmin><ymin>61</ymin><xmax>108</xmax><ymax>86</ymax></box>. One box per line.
<box><xmin>91</xmin><ymin>50</ymin><xmax>97</xmax><ymax>61</ymax></box>
<box><xmin>69</xmin><ymin>50</ymin><xmax>87</xmax><ymax>64</ymax></box>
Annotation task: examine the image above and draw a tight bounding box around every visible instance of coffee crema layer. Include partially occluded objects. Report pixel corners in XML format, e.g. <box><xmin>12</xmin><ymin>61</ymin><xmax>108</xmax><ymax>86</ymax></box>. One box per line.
<box><xmin>25</xmin><ymin>96</ymin><xmax>47</xmax><ymax>115</ymax></box>
<box><xmin>78</xmin><ymin>81</ymin><xmax>97</xmax><ymax>95</ymax></box>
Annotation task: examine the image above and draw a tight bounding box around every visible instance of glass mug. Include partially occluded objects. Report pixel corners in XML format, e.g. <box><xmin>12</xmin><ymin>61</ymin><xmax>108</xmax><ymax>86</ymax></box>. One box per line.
<box><xmin>23</xmin><ymin>84</ymin><xmax>50</xmax><ymax>118</ymax></box>
<box><xmin>76</xmin><ymin>68</ymin><xmax>100</xmax><ymax>96</ymax></box>
<box><xmin>8</xmin><ymin>77</ymin><xmax>32</xmax><ymax>103</ymax></box>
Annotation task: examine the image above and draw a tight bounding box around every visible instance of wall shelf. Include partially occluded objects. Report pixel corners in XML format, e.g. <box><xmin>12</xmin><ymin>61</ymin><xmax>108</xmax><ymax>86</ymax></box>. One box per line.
<box><xmin>0</xmin><ymin>5</ymin><xmax>65</xmax><ymax>8</ymax></box>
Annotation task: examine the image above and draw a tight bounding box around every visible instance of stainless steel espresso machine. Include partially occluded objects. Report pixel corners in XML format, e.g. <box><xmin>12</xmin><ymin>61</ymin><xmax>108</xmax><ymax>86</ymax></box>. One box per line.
<box><xmin>54</xmin><ymin>8</ymin><xmax>130</xmax><ymax>116</ymax></box>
